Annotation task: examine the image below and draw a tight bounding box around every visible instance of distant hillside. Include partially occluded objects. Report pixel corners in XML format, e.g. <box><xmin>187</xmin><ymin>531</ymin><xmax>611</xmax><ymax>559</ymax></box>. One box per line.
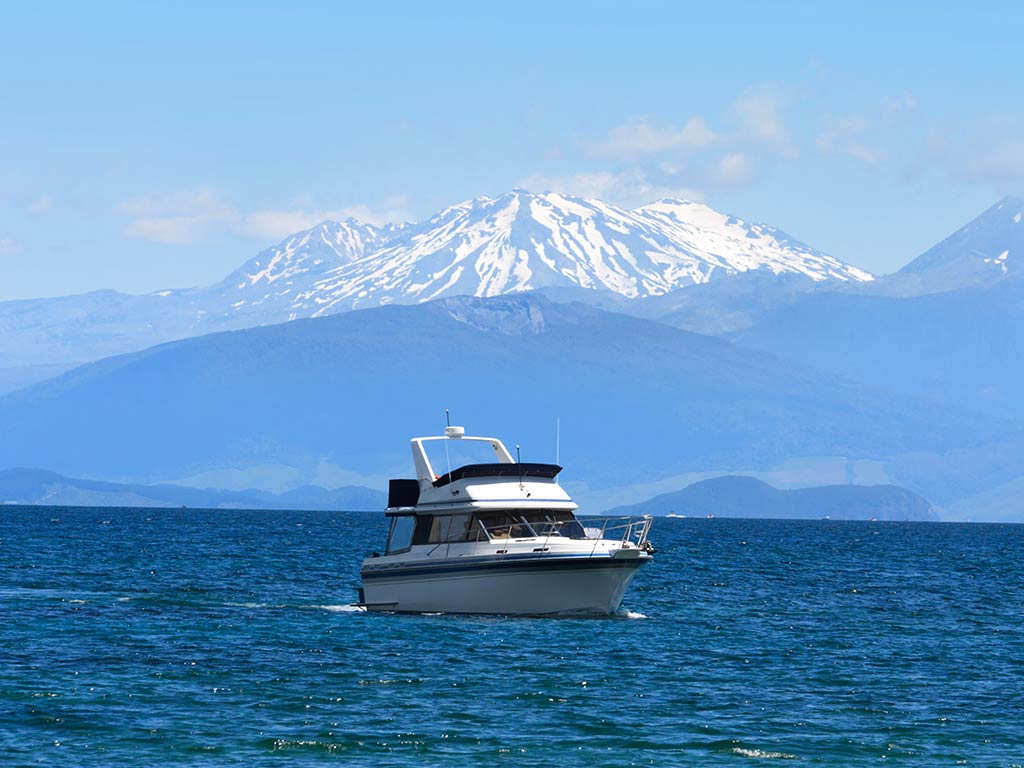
<box><xmin>0</xmin><ymin>294</ymin><xmax>1020</xmax><ymax>514</ymax></box>
<box><xmin>608</xmin><ymin>476</ymin><xmax>938</xmax><ymax>522</ymax></box>
<box><xmin>731</xmin><ymin>278</ymin><xmax>1024</xmax><ymax>421</ymax></box>
<box><xmin>0</xmin><ymin>468</ymin><xmax>385</xmax><ymax>511</ymax></box>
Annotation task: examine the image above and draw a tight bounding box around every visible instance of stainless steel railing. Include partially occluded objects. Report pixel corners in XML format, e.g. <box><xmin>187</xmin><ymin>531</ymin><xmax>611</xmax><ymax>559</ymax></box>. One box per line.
<box><xmin>478</xmin><ymin>514</ymin><xmax>653</xmax><ymax>550</ymax></box>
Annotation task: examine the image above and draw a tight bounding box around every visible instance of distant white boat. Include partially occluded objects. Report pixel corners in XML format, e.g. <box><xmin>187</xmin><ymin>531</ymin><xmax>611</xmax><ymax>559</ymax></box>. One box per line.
<box><xmin>359</xmin><ymin>425</ymin><xmax>654</xmax><ymax>615</ymax></box>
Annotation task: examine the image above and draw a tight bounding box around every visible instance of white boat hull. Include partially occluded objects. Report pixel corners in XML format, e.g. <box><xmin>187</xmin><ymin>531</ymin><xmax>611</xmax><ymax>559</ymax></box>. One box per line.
<box><xmin>361</xmin><ymin>553</ymin><xmax>649</xmax><ymax>615</ymax></box>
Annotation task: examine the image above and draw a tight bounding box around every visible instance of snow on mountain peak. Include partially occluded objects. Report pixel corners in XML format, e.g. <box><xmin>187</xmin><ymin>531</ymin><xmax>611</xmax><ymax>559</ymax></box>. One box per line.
<box><xmin>891</xmin><ymin>195</ymin><xmax>1024</xmax><ymax>294</ymax></box>
<box><xmin>220</xmin><ymin>219</ymin><xmax>386</xmax><ymax>291</ymax></box>
<box><xmin>204</xmin><ymin>190</ymin><xmax>874</xmax><ymax>319</ymax></box>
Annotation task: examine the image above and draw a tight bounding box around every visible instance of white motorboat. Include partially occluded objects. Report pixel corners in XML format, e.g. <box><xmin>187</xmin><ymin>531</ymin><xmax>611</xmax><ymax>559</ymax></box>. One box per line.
<box><xmin>359</xmin><ymin>425</ymin><xmax>654</xmax><ymax>615</ymax></box>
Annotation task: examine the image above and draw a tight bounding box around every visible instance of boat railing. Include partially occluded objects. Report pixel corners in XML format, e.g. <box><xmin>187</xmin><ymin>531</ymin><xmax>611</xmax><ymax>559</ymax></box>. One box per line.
<box><xmin>478</xmin><ymin>515</ymin><xmax>653</xmax><ymax>550</ymax></box>
<box><xmin>576</xmin><ymin>515</ymin><xmax>654</xmax><ymax>550</ymax></box>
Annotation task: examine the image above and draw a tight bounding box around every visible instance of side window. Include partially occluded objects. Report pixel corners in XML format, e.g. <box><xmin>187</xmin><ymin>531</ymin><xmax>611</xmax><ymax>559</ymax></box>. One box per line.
<box><xmin>386</xmin><ymin>516</ymin><xmax>416</xmax><ymax>554</ymax></box>
<box><xmin>476</xmin><ymin>511</ymin><xmax>511</xmax><ymax>539</ymax></box>
<box><xmin>426</xmin><ymin>514</ymin><xmax>477</xmax><ymax>543</ymax></box>
<box><xmin>445</xmin><ymin>514</ymin><xmax>475</xmax><ymax>542</ymax></box>
<box><xmin>428</xmin><ymin>516</ymin><xmax>446</xmax><ymax>544</ymax></box>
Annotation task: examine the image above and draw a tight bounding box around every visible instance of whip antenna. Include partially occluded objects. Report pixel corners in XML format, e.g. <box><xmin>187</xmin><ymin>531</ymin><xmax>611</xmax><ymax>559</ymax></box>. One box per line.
<box><xmin>443</xmin><ymin>408</ymin><xmax>452</xmax><ymax>482</ymax></box>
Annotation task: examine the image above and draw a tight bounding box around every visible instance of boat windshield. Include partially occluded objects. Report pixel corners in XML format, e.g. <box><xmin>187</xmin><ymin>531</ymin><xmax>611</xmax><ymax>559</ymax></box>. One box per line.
<box><xmin>476</xmin><ymin>509</ymin><xmax>585</xmax><ymax>540</ymax></box>
<box><xmin>520</xmin><ymin>510</ymin><xmax>586</xmax><ymax>539</ymax></box>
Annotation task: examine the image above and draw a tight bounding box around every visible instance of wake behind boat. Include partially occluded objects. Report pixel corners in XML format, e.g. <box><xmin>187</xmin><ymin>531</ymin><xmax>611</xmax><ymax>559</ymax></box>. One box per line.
<box><xmin>359</xmin><ymin>425</ymin><xmax>653</xmax><ymax>615</ymax></box>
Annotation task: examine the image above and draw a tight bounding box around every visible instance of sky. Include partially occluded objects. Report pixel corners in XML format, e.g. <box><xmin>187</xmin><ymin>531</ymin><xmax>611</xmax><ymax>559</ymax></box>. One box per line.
<box><xmin>1</xmin><ymin>1</ymin><xmax>1022</xmax><ymax>300</ymax></box>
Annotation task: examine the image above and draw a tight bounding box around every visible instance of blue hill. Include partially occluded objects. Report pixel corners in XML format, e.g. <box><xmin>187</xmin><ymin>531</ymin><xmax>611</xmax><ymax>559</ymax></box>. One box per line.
<box><xmin>0</xmin><ymin>467</ymin><xmax>384</xmax><ymax>510</ymax></box>
<box><xmin>0</xmin><ymin>295</ymin><xmax>1020</xmax><ymax>511</ymax></box>
<box><xmin>731</xmin><ymin>279</ymin><xmax>1024</xmax><ymax>421</ymax></box>
<box><xmin>608</xmin><ymin>475</ymin><xmax>938</xmax><ymax>521</ymax></box>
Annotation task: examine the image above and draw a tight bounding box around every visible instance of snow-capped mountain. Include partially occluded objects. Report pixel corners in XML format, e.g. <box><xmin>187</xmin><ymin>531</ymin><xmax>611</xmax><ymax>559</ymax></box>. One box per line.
<box><xmin>0</xmin><ymin>189</ymin><xmax>875</xmax><ymax>386</ymax></box>
<box><xmin>203</xmin><ymin>218</ymin><xmax>394</xmax><ymax>323</ymax></box>
<box><xmin>881</xmin><ymin>196</ymin><xmax>1024</xmax><ymax>295</ymax></box>
<box><xmin>219</xmin><ymin>219</ymin><xmax>388</xmax><ymax>292</ymax></box>
<box><xmin>287</xmin><ymin>190</ymin><xmax>873</xmax><ymax>315</ymax></box>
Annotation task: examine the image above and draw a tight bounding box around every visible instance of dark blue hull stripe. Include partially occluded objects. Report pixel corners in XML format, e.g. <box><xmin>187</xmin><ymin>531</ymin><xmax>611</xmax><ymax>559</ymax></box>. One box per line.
<box><xmin>362</xmin><ymin>554</ymin><xmax>649</xmax><ymax>580</ymax></box>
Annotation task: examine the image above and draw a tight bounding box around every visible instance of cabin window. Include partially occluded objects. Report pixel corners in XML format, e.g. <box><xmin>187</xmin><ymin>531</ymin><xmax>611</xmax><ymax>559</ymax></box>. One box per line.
<box><xmin>427</xmin><ymin>515</ymin><xmax>451</xmax><ymax>544</ymax></box>
<box><xmin>427</xmin><ymin>513</ymin><xmax>481</xmax><ymax>543</ymax></box>
<box><xmin>475</xmin><ymin>511</ymin><xmax>535</xmax><ymax>540</ymax></box>
<box><xmin>520</xmin><ymin>510</ymin><xmax>585</xmax><ymax>539</ymax></box>
<box><xmin>386</xmin><ymin>515</ymin><xmax>416</xmax><ymax>554</ymax></box>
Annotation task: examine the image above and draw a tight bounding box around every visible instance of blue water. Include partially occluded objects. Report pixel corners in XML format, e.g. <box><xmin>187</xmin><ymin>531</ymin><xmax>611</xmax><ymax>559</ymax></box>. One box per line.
<box><xmin>2</xmin><ymin>508</ymin><xmax>1023</xmax><ymax>766</ymax></box>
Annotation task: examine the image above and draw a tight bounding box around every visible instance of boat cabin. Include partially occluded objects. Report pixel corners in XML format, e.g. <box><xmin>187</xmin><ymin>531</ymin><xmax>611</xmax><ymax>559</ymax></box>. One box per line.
<box><xmin>383</xmin><ymin>508</ymin><xmax>588</xmax><ymax>555</ymax></box>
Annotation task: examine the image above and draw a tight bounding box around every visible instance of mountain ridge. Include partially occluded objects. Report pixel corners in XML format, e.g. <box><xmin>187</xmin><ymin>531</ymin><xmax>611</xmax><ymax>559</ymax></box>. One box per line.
<box><xmin>0</xmin><ymin>467</ymin><xmax>385</xmax><ymax>510</ymax></box>
<box><xmin>876</xmin><ymin>195</ymin><xmax>1023</xmax><ymax>296</ymax></box>
<box><xmin>0</xmin><ymin>190</ymin><xmax>872</xmax><ymax>383</ymax></box>
<box><xmin>606</xmin><ymin>475</ymin><xmax>939</xmax><ymax>521</ymax></box>
<box><xmin>298</xmin><ymin>190</ymin><xmax>873</xmax><ymax>316</ymax></box>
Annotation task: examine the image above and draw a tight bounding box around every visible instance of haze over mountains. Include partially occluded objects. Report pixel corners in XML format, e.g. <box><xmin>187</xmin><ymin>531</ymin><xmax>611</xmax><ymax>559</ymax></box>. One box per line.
<box><xmin>731</xmin><ymin>197</ymin><xmax>1024</xmax><ymax>420</ymax></box>
<box><xmin>1</xmin><ymin>191</ymin><xmax>1023</xmax><ymax>521</ymax></box>
<box><xmin>0</xmin><ymin>190</ymin><xmax>870</xmax><ymax>382</ymax></box>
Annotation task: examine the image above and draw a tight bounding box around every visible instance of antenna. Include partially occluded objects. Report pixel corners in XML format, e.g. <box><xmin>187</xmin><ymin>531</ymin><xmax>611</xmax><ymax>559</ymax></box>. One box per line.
<box><xmin>516</xmin><ymin>444</ymin><xmax>523</xmax><ymax>489</ymax></box>
<box><xmin>443</xmin><ymin>408</ymin><xmax>452</xmax><ymax>482</ymax></box>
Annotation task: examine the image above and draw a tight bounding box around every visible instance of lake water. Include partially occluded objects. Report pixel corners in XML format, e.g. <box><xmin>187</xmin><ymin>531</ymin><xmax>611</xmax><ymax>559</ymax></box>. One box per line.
<box><xmin>2</xmin><ymin>507</ymin><xmax>1023</xmax><ymax>766</ymax></box>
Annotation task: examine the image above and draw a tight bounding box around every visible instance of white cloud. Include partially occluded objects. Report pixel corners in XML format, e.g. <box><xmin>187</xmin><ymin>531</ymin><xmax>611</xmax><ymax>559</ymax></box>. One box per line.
<box><xmin>0</xmin><ymin>237</ymin><xmax>18</xmax><ymax>255</ymax></box>
<box><xmin>728</xmin><ymin>83</ymin><xmax>795</xmax><ymax>156</ymax></box>
<box><xmin>28</xmin><ymin>196</ymin><xmax>53</xmax><ymax>214</ymax></box>
<box><xmin>908</xmin><ymin>117</ymin><xmax>1024</xmax><ymax>192</ymax></box>
<box><xmin>883</xmin><ymin>92</ymin><xmax>917</xmax><ymax>114</ymax></box>
<box><xmin>957</xmin><ymin>135</ymin><xmax>1024</xmax><ymax>188</ymax></box>
<box><xmin>816</xmin><ymin>115</ymin><xmax>888</xmax><ymax>167</ymax></box>
<box><xmin>118</xmin><ymin>187</ymin><xmax>239</xmax><ymax>244</ymax></box>
<box><xmin>117</xmin><ymin>188</ymin><xmax>410</xmax><ymax>245</ymax></box>
<box><xmin>586</xmin><ymin>117</ymin><xmax>717</xmax><ymax>158</ymax></box>
<box><xmin>123</xmin><ymin>216</ymin><xmax>223</xmax><ymax>245</ymax></box>
<box><xmin>239</xmin><ymin>196</ymin><xmax>411</xmax><ymax>239</ymax></box>
<box><xmin>568</xmin><ymin>82</ymin><xmax>798</xmax><ymax>201</ymax></box>
<box><xmin>117</xmin><ymin>187</ymin><xmax>236</xmax><ymax>219</ymax></box>
<box><xmin>709</xmin><ymin>153</ymin><xmax>756</xmax><ymax>187</ymax></box>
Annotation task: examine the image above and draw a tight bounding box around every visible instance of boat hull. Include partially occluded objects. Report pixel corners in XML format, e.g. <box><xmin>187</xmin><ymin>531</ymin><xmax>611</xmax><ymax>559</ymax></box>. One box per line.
<box><xmin>361</xmin><ymin>553</ymin><xmax>649</xmax><ymax>615</ymax></box>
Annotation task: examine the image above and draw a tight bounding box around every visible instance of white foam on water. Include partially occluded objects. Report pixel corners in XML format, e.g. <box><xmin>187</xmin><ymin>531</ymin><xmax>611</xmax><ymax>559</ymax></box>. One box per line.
<box><xmin>318</xmin><ymin>604</ymin><xmax>365</xmax><ymax>613</ymax></box>
<box><xmin>612</xmin><ymin>608</ymin><xmax>648</xmax><ymax>619</ymax></box>
<box><xmin>731</xmin><ymin>747</ymin><xmax>799</xmax><ymax>760</ymax></box>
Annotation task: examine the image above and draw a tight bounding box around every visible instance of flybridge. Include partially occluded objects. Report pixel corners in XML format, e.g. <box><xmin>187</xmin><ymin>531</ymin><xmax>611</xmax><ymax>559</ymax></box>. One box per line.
<box><xmin>386</xmin><ymin>425</ymin><xmax>575</xmax><ymax>512</ymax></box>
<box><xmin>413</xmin><ymin>424</ymin><xmax>513</xmax><ymax>470</ymax></box>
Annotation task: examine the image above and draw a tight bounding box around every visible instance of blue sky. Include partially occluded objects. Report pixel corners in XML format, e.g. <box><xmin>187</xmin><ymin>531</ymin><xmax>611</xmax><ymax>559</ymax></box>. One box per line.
<box><xmin>1</xmin><ymin>1</ymin><xmax>1022</xmax><ymax>299</ymax></box>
